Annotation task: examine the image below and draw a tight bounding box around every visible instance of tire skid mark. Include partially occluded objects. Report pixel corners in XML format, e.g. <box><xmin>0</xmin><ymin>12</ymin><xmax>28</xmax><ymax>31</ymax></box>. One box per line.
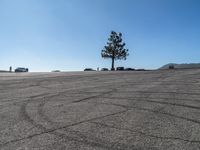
<box><xmin>116</xmin><ymin>91</ymin><xmax>200</xmax><ymax>96</ymax></box>
<box><xmin>1</xmin><ymin>86</ymin><xmax>125</xmax><ymax>148</ymax></box>
<box><xmin>0</xmin><ymin>109</ymin><xmax>128</xmax><ymax>149</ymax></box>
<box><xmin>90</xmin><ymin>121</ymin><xmax>200</xmax><ymax>144</ymax></box>
<box><xmin>58</xmin><ymin>127</ymin><xmax>140</xmax><ymax>150</ymax></box>
<box><xmin>72</xmin><ymin>89</ymin><xmax>116</xmax><ymax>103</ymax></box>
<box><xmin>101</xmin><ymin>97</ymin><xmax>200</xmax><ymax>110</ymax></box>
<box><xmin>0</xmin><ymin>93</ymin><xmax>58</xmax><ymax>109</ymax></box>
<box><xmin>102</xmin><ymin>96</ymin><xmax>200</xmax><ymax>104</ymax></box>
<box><xmin>46</xmin><ymin>109</ymin><xmax>132</xmax><ymax>150</ymax></box>
<box><xmin>2</xmin><ymin>70</ymin><xmax>200</xmax><ymax>149</ymax></box>
<box><xmin>120</xmin><ymin>83</ymin><xmax>200</xmax><ymax>87</ymax></box>
<box><xmin>37</xmin><ymin>91</ymin><xmax>116</xmax><ymax>126</ymax></box>
<box><xmin>89</xmin><ymin>101</ymin><xmax>200</xmax><ymax>126</ymax></box>
<box><xmin>28</xmin><ymin>93</ymin><xmax>51</xmax><ymax>99</ymax></box>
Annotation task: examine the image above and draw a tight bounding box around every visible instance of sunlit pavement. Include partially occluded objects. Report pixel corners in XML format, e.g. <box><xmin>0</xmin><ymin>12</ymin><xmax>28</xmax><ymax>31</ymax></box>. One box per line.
<box><xmin>0</xmin><ymin>69</ymin><xmax>200</xmax><ymax>150</ymax></box>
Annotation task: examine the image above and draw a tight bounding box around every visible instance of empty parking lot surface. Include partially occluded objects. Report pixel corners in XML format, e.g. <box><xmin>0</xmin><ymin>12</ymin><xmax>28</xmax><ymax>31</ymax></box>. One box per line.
<box><xmin>0</xmin><ymin>69</ymin><xmax>200</xmax><ymax>150</ymax></box>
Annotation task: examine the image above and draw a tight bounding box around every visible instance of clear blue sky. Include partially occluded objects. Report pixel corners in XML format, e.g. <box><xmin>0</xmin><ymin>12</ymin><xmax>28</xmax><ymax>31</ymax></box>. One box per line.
<box><xmin>0</xmin><ymin>0</ymin><xmax>200</xmax><ymax>72</ymax></box>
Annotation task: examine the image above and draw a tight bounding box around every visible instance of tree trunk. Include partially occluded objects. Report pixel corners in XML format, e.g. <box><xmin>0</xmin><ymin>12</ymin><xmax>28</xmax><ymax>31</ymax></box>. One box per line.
<box><xmin>111</xmin><ymin>56</ymin><xmax>115</xmax><ymax>71</ymax></box>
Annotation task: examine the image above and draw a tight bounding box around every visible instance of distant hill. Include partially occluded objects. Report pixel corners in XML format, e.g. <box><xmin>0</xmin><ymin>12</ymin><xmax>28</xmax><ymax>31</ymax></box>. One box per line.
<box><xmin>159</xmin><ymin>63</ymin><xmax>200</xmax><ymax>70</ymax></box>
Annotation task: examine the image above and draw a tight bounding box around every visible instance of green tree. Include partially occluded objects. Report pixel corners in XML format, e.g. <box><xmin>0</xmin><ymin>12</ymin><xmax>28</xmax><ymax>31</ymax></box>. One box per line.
<box><xmin>101</xmin><ymin>31</ymin><xmax>129</xmax><ymax>70</ymax></box>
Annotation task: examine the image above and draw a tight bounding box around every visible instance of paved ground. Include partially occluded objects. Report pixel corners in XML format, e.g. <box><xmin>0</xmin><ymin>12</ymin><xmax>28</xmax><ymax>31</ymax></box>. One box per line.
<box><xmin>0</xmin><ymin>69</ymin><xmax>200</xmax><ymax>150</ymax></box>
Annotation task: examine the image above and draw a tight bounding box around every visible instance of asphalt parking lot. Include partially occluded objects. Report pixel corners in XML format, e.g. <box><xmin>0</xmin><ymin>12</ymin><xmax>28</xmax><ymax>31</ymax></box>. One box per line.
<box><xmin>0</xmin><ymin>69</ymin><xmax>200</xmax><ymax>150</ymax></box>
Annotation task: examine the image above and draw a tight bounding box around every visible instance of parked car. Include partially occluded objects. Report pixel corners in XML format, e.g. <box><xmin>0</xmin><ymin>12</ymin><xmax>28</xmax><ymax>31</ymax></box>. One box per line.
<box><xmin>136</xmin><ymin>69</ymin><xmax>145</xmax><ymax>71</ymax></box>
<box><xmin>15</xmin><ymin>67</ymin><xmax>28</xmax><ymax>72</ymax></box>
<box><xmin>125</xmin><ymin>68</ymin><xmax>135</xmax><ymax>71</ymax></box>
<box><xmin>101</xmin><ymin>68</ymin><xmax>109</xmax><ymax>71</ymax></box>
<box><xmin>52</xmin><ymin>70</ymin><xmax>61</xmax><ymax>72</ymax></box>
<box><xmin>84</xmin><ymin>68</ymin><xmax>95</xmax><ymax>71</ymax></box>
<box><xmin>169</xmin><ymin>65</ymin><xmax>175</xmax><ymax>69</ymax></box>
<box><xmin>116</xmin><ymin>67</ymin><xmax>124</xmax><ymax>71</ymax></box>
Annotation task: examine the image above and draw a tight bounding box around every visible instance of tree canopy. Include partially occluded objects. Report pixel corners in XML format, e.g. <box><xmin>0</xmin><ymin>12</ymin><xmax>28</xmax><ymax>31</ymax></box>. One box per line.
<box><xmin>101</xmin><ymin>31</ymin><xmax>129</xmax><ymax>70</ymax></box>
